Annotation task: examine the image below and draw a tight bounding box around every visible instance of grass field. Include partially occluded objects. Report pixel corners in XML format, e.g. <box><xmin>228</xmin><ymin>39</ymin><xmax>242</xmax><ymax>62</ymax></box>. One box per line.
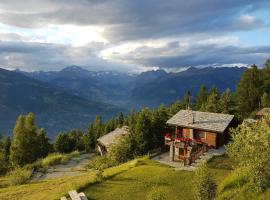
<box><xmin>83</xmin><ymin>156</ymin><xmax>232</xmax><ymax>200</ymax></box>
<box><xmin>1</xmin><ymin>155</ymin><xmax>269</xmax><ymax>200</ymax></box>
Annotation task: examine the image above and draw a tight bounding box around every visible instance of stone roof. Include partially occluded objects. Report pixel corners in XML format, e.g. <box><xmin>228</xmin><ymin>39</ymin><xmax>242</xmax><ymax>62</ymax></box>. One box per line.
<box><xmin>256</xmin><ymin>108</ymin><xmax>270</xmax><ymax>116</ymax></box>
<box><xmin>97</xmin><ymin>126</ymin><xmax>130</xmax><ymax>147</ymax></box>
<box><xmin>167</xmin><ymin>110</ymin><xmax>234</xmax><ymax>133</ymax></box>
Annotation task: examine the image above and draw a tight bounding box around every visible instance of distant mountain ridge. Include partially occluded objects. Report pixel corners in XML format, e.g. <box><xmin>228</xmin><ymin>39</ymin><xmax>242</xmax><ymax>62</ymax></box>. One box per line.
<box><xmin>1</xmin><ymin>65</ymin><xmax>246</xmax><ymax>136</ymax></box>
<box><xmin>19</xmin><ymin>66</ymin><xmax>246</xmax><ymax>109</ymax></box>
<box><xmin>129</xmin><ymin>66</ymin><xmax>246</xmax><ymax>107</ymax></box>
<box><xmin>0</xmin><ymin>68</ymin><xmax>121</xmax><ymax>137</ymax></box>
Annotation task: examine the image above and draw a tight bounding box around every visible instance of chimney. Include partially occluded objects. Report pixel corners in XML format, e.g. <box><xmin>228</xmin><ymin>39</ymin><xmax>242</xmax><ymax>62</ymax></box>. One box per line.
<box><xmin>189</xmin><ymin>111</ymin><xmax>195</xmax><ymax>124</ymax></box>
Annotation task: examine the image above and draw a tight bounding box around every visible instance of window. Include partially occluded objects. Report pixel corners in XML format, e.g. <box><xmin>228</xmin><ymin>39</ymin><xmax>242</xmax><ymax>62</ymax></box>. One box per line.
<box><xmin>198</xmin><ymin>131</ymin><xmax>206</xmax><ymax>139</ymax></box>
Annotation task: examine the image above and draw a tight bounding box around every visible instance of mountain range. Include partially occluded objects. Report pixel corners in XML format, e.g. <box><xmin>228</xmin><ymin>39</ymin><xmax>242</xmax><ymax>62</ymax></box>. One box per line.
<box><xmin>1</xmin><ymin>66</ymin><xmax>246</xmax><ymax>136</ymax></box>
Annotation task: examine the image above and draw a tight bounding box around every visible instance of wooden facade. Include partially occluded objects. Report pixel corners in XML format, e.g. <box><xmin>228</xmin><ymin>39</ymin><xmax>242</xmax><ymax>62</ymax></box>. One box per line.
<box><xmin>165</xmin><ymin>110</ymin><xmax>235</xmax><ymax>165</ymax></box>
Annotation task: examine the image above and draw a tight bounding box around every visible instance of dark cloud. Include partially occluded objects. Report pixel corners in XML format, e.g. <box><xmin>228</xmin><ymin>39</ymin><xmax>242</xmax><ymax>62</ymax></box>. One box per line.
<box><xmin>0</xmin><ymin>0</ymin><xmax>269</xmax><ymax>42</ymax></box>
<box><xmin>0</xmin><ymin>1</ymin><xmax>269</xmax><ymax>71</ymax></box>
<box><xmin>109</xmin><ymin>40</ymin><xmax>270</xmax><ymax>68</ymax></box>
<box><xmin>0</xmin><ymin>41</ymin><xmax>133</xmax><ymax>71</ymax></box>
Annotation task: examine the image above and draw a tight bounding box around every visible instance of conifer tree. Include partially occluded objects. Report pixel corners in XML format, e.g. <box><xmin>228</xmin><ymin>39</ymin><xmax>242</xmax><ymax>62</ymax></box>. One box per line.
<box><xmin>219</xmin><ymin>89</ymin><xmax>233</xmax><ymax>114</ymax></box>
<box><xmin>3</xmin><ymin>136</ymin><xmax>11</xmax><ymax>163</ymax></box>
<box><xmin>36</xmin><ymin>128</ymin><xmax>51</xmax><ymax>158</ymax></box>
<box><xmin>151</xmin><ymin>105</ymin><xmax>169</xmax><ymax>148</ymax></box>
<box><xmin>203</xmin><ymin>86</ymin><xmax>219</xmax><ymax>113</ymax></box>
<box><xmin>260</xmin><ymin>92</ymin><xmax>270</xmax><ymax>108</ymax></box>
<box><xmin>169</xmin><ymin>100</ymin><xmax>183</xmax><ymax>116</ymax></box>
<box><xmin>117</xmin><ymin>112</ymin><xmax>124</xmax><ymax>127</ymax></box>
<box><xmin>183</xmin><ymin>91</ymin><xmax>191</xmax><ymax>109</ymax></box>
<box><xmin>195</xmin><ymin>85</ymin><xmax>208</xmax><ymax>111</ymax></box>
<box><xmin>132</xmin><ymin>108</ymin><xmax>152</xmax><ymax>154</ymax></box>
<box><xmin>10</xmin><ymin>115</ymin><xmax>27</xmax><ymax>166</ymax></box>
<box><xmin>54</xmin><ymin>133</ymin><xmax>72</xmax><ymax>153</ymax></box>
<box><xmin>236</xmin><ymin>65</ymin><xmax>263</xmax><ymax>117</ymax></box>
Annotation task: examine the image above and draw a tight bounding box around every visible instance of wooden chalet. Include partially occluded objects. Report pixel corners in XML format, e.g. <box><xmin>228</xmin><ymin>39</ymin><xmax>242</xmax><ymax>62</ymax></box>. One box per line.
<box><xmin>97</xmin><ymin>126</ymin><xmax>130</xmax><ymax>156</ymax></box>
<box><xmin>165</xmin><ymin>110</ymin><xmax>235</xmax><ymax>165</ymax></box>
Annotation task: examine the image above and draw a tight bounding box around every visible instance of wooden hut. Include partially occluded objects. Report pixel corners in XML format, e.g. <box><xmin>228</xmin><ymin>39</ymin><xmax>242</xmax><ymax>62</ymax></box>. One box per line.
<box><xmin>97</xmin><ymin>126</ymin><xmax>130</xmax><ymax>156</ymax></box>
<box><xmin>165</xmin><ymin>110</ymin><xmax>235</xmax><ymax>165</ymax></box>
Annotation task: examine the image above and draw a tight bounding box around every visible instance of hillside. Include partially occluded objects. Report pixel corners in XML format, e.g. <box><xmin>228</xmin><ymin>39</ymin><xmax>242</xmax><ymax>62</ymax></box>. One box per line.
<box><xmin>1</xmin><ymin>156</ymin><xmax>262</xmax><ymax>200</ymax></box>
<box><xmin>130</xmin><ymin>67</ymin><xmax>246</xmax><ymax>107</ymax></box>
<box><xmin>0</xmin><ymin>68</ymin><xmax>120</xmax><ymax>136</ymax></box>
<box><xmin>20</xmin><ymin>66</ymin><xmax>136</xmax><ymax>106</ymax></box>
<box><xmin>20</xmin><ymin>66</ymin><xmax>246</xmax><ymax>109</ymax></box>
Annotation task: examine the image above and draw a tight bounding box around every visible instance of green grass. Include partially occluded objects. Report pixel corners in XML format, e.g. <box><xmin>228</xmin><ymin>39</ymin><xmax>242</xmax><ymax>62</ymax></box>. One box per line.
<box><xmin>82</xmin><ymin>156</ymin><xmax>232</xmax><ymax>200</ymax></box>
<box><xmin>41</xmin><ymin>150</ymin><xmax>80</xmax><ymax>168</ymax></box>
<box><xmin>2</xmin><ymin>155</ymin><xmax>263</xmax><ymax>200</ymax></box>
<box><xmin>0</xmin><ymin>172</ymin><xmax>99</xmax><ymax>200</ymax></box>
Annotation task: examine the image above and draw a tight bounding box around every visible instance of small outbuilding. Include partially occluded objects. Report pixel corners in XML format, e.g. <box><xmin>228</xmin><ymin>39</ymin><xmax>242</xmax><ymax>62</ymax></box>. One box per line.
<box><xmin>97</xmin><ymin>126</ymin><xmax>130</xmax><ymax>156</ymax></box>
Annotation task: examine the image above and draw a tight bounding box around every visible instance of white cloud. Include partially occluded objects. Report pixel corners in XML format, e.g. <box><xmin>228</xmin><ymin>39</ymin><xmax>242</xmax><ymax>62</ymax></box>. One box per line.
<box><xmin>0</xmin><ymin>23</ymin><xmax>108</xmax><ymax>47</ymax></box>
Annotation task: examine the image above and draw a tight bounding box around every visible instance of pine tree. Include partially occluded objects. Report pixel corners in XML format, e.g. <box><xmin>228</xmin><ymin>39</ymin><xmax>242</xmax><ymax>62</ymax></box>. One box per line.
<box><xmin>10</xmin><ymin>115</ymin><xmax>27</xmax><ymax>166</ymax></box>
<box><xmin>132</xmin><ymin>108</ymin><xmax>152</xmax><ymax>154</ymax></box>
<box><xmin>219</xmin><ymin>89</ymin><xmax>233</xmax><ymax>114</ymax></box>
<box><xmin>36</xmin><ymin>128</ymin><xmax>51</xmax><ymax>158</ymax></box>
<box><xmin>151</xmin><ymin>105</ymin><xmax>169</xmax><ymax>148</ymax></box>
<box><xmin>236</xmin><ymin>65</ymin><xmax>263</xmax><ymax>117</ymax></box>
<box><xmin>117</xmin><ymin>112</ymin><xmax>124</xmax><ymax>127</ymax></box>
<box><xmin>260</xmin><ymin>92</ymin><xmax>270</xmax><ymax>108</ymax></box>
<box><xmin>169</xmin><ymin>99</ymin><xmax>183</xmax><ymax>116</ymax></box>
<box><xmin>10</xmin><ymin>113</ymin><xmax>48</xmax><ymax>166</ymax></box>
<box><xmin>183</xmin><ymin>91</ymin><xmax>191</xmax><ymax>109</ymax></box>
<box><xmin>195</xmin><ymin>85</ymin><xmax>208</xmax><ymax>111</ymax></box>
<box><xmin>203</xmin><ymin>86</ymin><xmax>219</xmax><ymax>113</ymax></box>
<box><xmin>54</xmin><ymin>133</ymin><xmax>72</xmax><ymax>153</ymax></box>
<box><xmin>3</xmin><ymin>136</ymin><xmax>11</xmax><ymax>163</ymax></box>
<box><xmin>84</xmin><ymin>124</ymin><xmax>96</xmax><ymax>152</ymax></box>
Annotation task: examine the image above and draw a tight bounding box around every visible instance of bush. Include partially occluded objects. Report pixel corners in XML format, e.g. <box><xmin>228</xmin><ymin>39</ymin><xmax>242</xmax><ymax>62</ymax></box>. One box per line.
<box><xmin>8</xmin><ymin>168</ymin><xmax>32</xmax><ymax>185</ymax></box>
<box><xmin>108</xmin><ymin>135</ymin><xmax>134</xmax><ymax>164</ymax></box>
<box><xmin>70</xmin><ymin>150</ymin><xmax>80</xmax><ymax>157</ymax></box>
<box><xmin>146</xmin><ymin>187</ymin><xmax>167</xmax><ymax>200</ymax></box>
<box><xmin>194</xmin><ymin>163</ymin><xmax>217</xmax><ymax>200</ymax></box>
<box><xmin>217</xmin><ymin>167</ymin><xmax>248</xmax><ymax>194</ymax></box>
<box><xmin>227</xmin><ymin>116</ymin><xmax>270</xmax><ymax>191</ymax></box>
<box><xmin>87</xmin><ymin>156</ymin><xmax>117</xmax><ymax>171</ymax></box>
<box><xmin>41</xmin><ymin>153</ymin><xmax>69</xmax><ymax>167</ymax></box>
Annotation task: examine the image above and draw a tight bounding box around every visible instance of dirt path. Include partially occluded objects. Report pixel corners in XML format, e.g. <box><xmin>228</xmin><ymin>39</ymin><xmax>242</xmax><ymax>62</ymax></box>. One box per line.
<box><xmin>32</xmin><ymin>153</ymin><xmax>98</xmax><ymax>181</ymax></box>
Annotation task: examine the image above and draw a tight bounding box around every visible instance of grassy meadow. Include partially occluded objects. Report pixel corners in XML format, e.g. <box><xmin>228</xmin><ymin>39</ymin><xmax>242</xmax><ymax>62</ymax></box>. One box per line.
<box><xmin>0</xmin><ymin>155</ymin><xmax>270</xmax><ymax>200</ymax></box>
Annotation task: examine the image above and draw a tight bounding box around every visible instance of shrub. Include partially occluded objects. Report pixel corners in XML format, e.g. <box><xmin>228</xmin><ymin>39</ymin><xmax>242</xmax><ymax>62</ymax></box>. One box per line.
<box><xmin>146</xmin><ymin>187</ymin><xmax>167</xmax><ymax>200</ymax></box>
<box><xmin>69</xmin><ymin>150</ymin><xmax>80</xmax><ymax>157</ymax></box>
<box><xmin>87</xmin><ymin>156</ymin><xmax>117</xmax><ymax>171</ymax></box>
<box><xmin>217</xmin><ymin>167</ymin><xmax>248</xmax><ymax>194</ymax></box>
<box><xmin>227</xmin><ymin>116</ymin><xmax>270</xmax><ymax>191</ymax></box>
<box><xmin>41</xmin><ymin>153</ymin><xmax>69</xmax><ymax>167</ymax></box>
<box><xmin>8</xmin><ymin>168</ymin><xmax>32</xmax><ymax>185</ymax></box>
<box><xmin>194</xmin><ymin>163</ymin><xmax>217</xmax><ymax>200</ymax></box>
<box><xmin>108</xmin><ymin>135</ymin><xmax>134</xmax><ymax>164</ymax></box>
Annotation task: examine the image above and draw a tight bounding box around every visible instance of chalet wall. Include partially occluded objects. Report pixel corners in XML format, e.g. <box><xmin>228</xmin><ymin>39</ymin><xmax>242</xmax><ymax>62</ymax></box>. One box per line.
<box><xmin>183</xmin><ymin>128</ymin><xmax>190</xmax><ymax>138</ymax></box>
<box><xmin>182</xmin><ymin>128</ymin><xmax>219</xmax><ymax>148</ymax></box>
<box><xmin>204</xmin><ymin>132</ymin><xmax>217</xmax><ymax>148</ymax></box>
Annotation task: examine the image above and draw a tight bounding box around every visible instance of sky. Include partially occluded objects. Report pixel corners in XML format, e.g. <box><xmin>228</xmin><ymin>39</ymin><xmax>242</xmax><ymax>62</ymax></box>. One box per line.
<box><xmin>0</xmin><ymin>0</ymin><xmax>270</xmax><ymax>72</ymax></box>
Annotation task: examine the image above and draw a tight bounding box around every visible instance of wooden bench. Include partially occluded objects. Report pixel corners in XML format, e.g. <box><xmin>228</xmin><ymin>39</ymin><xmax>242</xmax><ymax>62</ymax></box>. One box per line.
<box><xmin>61</xmin><ymin>190</ymin><xmax>88</xmax><ymax>200</ymax></box>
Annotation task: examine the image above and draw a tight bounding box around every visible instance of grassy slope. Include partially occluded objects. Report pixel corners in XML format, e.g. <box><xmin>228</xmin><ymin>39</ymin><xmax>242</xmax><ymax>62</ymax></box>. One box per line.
<box><xmin>83</xmin><ymin>157</ymin><xmax>231</xmax><ymax>200</ymax></box>
<box><xmin>0</xmin><ymin>172</ymin><xmax>98</xmax><ymax>200</ymax></box>
<box><xmin>2</xmin><ymin>155</ymin><xmax>268</xmax><ymax>200</ymax></box>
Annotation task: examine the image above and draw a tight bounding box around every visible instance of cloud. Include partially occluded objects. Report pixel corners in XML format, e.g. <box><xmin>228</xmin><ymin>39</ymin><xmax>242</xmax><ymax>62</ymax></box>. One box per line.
<box><xmin>101</xmin><ymin>36</ymin><xmax>270</xmax><ymax>68</ymax></box>
<box><xmin>0</xmin><ymin>41</ymin><xmax>134</xmax><ymax>71</ymax></box>
<box><xmin>0</xmin><ymin>0</ymin><xmax>270</xmax><ymax>71</ymax></box>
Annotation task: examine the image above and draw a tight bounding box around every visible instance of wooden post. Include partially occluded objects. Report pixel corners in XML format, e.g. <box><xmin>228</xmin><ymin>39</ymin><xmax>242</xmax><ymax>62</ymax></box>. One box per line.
<box><xmin>170</xmin><ymin>144</ymin><xmax>174</xmax><ymax>161</ymax></box>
